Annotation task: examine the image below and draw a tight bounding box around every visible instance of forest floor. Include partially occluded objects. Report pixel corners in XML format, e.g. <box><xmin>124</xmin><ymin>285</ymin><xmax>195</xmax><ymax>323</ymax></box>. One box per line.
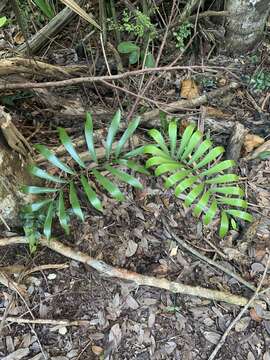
<box><xmin>0</xmin><ymin>1</ymin><xmax>270</xmax><ymax>360</ymax></box>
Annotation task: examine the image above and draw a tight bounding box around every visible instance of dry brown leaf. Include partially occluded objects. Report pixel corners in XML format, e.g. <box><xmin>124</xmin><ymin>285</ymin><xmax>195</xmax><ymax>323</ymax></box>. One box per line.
<box><xmin>205</xmin><ymin>106</ymin><xmax>231</xmax><ymax>119</ymax></box>
<box><xmin>244</xmin><ymin>134</ymin><xmax>264</xmax><ymax>154</ymax></box>
<box><xmin>181</xmin><ymin>79</ymin><xmax>199</xmax><ymax>99</ymax></box>
<box><xmin>14</xmin><ymin>32</ymin><xmax>25</xmax><ymax>45</ymax></box>
<box><xmin>249</xmin><ymin>139</ymin><xmax>270</xmax><ymax>159</ymax></box>
<box><xmin>92</xmin><ymin>345</ymin><xmax>103</xmax><ymax>355</ymax></box>
<box><xmin>250</xmin><ymin>307</ymin><xmax>263</xmax><ymax>322</ymax></box>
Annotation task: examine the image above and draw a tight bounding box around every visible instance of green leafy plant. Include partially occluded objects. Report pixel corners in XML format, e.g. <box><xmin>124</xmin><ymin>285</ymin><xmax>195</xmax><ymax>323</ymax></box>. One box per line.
<box><xmin>173</xmin><ymin>21</ymin><xmax>193</xmax><ymax>49</ymax></box>
<box><xmin>117</xmin><ymin>41</ymin><xmax>155</xmax><ymax>66</ymax></box>
<box><xmin>248</xmin><ymin>70</ymin><xmax>270</xmax><ymax>93</ymax></box>
<box><xmin>109</xmin><ymin>8</ymin><xmax>156</xmax><ymax>66</ymax></box>
<box><xmin>144</xmin><ymin>121</ymin><xmax>252</xmax><ymax>237</ymax></box>
<box><xmin>0</xmin><ymin>16</ymin><xmax>8</xmax><ymax>28</ymax></box>
<box><xmin>22</xmin><ymin>110</ymin><xmax>147</xmax><ymax>245</ymax></box>
<box><xmin>33</xmin><ymin>0</ymin><xmax>55</xmax><ymax>19</ymax></box>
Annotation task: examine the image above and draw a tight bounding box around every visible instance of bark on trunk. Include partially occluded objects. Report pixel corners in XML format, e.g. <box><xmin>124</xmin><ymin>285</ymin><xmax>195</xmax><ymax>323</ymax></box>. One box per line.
<box><xmin>0</xmin><ymin>108</ymin><xmax>34</xmax><ymax>228</ymax></box>
<box><xmin>225</xmin><ymin>0</ymin><xmax>270</xmax><ymax>54</ymax></box>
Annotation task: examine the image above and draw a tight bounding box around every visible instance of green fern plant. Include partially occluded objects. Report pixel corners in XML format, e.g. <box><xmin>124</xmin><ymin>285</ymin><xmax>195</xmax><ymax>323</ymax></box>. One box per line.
<box><xmin>22</xmin><ymin>110</ymin><xmax>147</xmax><ymax>242</ymax></box>
<box><xmin>144</xmin><ymin>121</ymin><xmax>253</xmax><ymax>237</ymax></box>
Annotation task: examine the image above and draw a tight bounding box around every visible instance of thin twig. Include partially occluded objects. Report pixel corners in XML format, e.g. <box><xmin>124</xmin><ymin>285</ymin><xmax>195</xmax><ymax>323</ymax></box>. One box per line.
<box><xmin>0</xmin><ymin>65</ymin><xmax>228</xmax><ymax>92</ymax></box>
<box><xmin>208</xmin><ymin>252</ymin><xmax>270</xmax><ymax>360</ymax></box>
<box><xmin>162</xmin><ymin>218</ymin><xmax>257</xmax><ymax>292</ymax></box>
<box><xmin>0</xmin><ymin>316</ymin><xmax>89</xmax><ymax>327</ymax></box>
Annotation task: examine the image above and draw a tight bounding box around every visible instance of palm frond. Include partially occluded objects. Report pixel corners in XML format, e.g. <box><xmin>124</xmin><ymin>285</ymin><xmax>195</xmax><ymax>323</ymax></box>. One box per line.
<box><xmin>144</xmin><ymin>121</ymin><xmax>252</xmax><ymax>237</ymax></box>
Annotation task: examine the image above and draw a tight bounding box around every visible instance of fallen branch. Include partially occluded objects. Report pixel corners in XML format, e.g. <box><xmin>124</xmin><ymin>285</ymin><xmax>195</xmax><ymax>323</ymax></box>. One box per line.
<box><xmin>225</xmin><ymin>122</ymin><xmax>247</xmax><ymax>161</ymax></box>
<box><xmin>0</xmin><ymin>236</ymin><xmax>265</xmax><ymax>307</ymax></box>
<box><xmin>208</xmin><ymin>253</ymin><xmax>270</xmax><ymax>360</ymax></box>
<box><xmin>162</xmin><ymin>219</ymin><xmax>257</xmax><ymax>292</ymax></box>
<box><xmin>0</xmin><ymin>65</ymin><xmax>226</xmax><ymax>91</ymax></box>
<box><xmin>17</xmin><ymin>1</ymin><xmax>83</xmax><ymax>54</ymax></box>
<box><xmin>0</xmin><ymin>316</ymin><xmax>89</xmax><ymax>327</ymax></box>
<box><xmin>141</xmin><ymin>82</ymin><xmax>241</xmax><ymax>125</ymax></box>
<box><xmin>0</xmin><ymin>57</ymin><xmax>89</xmax><ymax>78</ymax></box>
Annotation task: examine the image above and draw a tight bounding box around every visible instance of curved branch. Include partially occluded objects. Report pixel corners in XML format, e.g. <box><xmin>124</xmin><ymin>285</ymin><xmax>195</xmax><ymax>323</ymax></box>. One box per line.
<box><xmin>0</xmin><ymin>236</ymin><xmax>265</xmax><ymax>307</ymax></box>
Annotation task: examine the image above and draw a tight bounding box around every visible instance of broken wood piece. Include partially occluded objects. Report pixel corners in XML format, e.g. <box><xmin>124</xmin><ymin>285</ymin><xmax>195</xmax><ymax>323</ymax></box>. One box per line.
<box><xmin>0</xmin><ymin>57</ymin><xmax>89</xmax><ymax>78</ymax></box>
<box><xmin>0</xmin><ymin>106</ymin><xmax>33</xmax><ymax>157</ymax></box>
<box><xmin>0</xmin><ymin>272</ymin><xmax>28</xmax><ymax>297</ymax></box>
<box><xmin>17</xmin><ymin>1</ymin><xmax>83</xmax><ymax>54</ymax></box>
<box><xmin>0</xmin><ymin>316</ymin><xmax>89</xmax><ymax>327</ymax></box>
<box><xmin>225</xmin><ymin>122</ymin><xmax>247</xmax><ymax>161</ymax></box>
<box><xmin>0</xmin><ymin>236</ymin><xmax>266</xmax><ymax>307</ymax></box>
<box><xmin>141</xmin><ymin>82</ymin><xmax>241</xmax><ymax>125</ymax></box>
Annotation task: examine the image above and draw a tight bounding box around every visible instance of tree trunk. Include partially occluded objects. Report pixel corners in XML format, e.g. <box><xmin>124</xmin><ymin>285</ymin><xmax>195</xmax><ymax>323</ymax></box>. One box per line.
<box><xmin>0</xmin><ymin>108</ymin><xmax>34</xmax><ymax>228</ymax></box>
<box><xmin>225</xmin><ymin>0</ymin><xmax>270</xmax><ymax>54</ymax></box>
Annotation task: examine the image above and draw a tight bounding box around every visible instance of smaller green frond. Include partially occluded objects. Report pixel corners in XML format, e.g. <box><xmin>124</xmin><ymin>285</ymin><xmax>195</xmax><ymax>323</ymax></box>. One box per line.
<box><xmin>193</xmin><ymin>191</ymin><xmax>210</xmax><ymax>217</ymax></box>
<box><xmin>35</xmin><ymin>144</ymin><xmax>75</xmax><ymax>175</ymax></box>
<box><xmin>210</xmin><ymin>186</ymin><xmax>244</xmax><ymax>196</ymax></box>
<box><xmin>217</xmin><ymin>197</ymin><xmax>248</xmax><ymax>208</ymax></box>
<box><xmin>117</xmin><ymin>159</ymin><xmax>150</xmax><ymax>175</ymax></box>
<box><xmin>176</xmin><ymin>124</ymin><xmax>196</xmax><ymax>159</ymax></box>
<box><xmin>148</xmin><ymin>129</ymin><xmax>169</xmax><ymax>155</ymax></box>
<box><xmin>33</xmin><ymin>0</ymin><xmax>54</xmax><ymax>19</ymax></box>
<box><xmin>85</xmin><ymin>112</ymin><xmax>97</xmax><ymax>162</ymax></box>
<box><xmin>205</xmin><ymin>174</ymin><xmax>239</xmax><ymax>184</ymax></box>
<box><xmin>181</xmin><ymin>130</ymin><xmax>202</xmax><ymax>161</ymax></box>
<box><xmin>105</xmin><ymin>165</ymin><xmax>143</xmax><ymax>189</ymax></box>
<box><xmin>44</xmin><ymin>202</ymin><xmax>54</xmax><ymax>240</ymax></box>
<box><xmin>92</xmin><ymin>169</ymin><xmax>125</xmax><ymax>201</ymax></box>
<box><xmin>28</xmin><ymin>165</ymin><xmax>66</xmax><ymax>183</ymax></box>
<box><xmin>226</xmin><ymin>209</ymin><xmax>253</xmax><ymax>222</ymax></box>
<box><xmin>58</xmin><ymin>191</ymin><xmax>70</xmax><ymax>235</ymax></box>
<box><xmin>219</xmin><ymin>211</ymin><xmax>229</xmax><ymax>238</ymax></box>
<box><xmin>81</xmin><ymin>175</ymin><xmax>103</xmax><ymax>212</ymax></box>
<box><xmin>69</xmin><ymin>182</ymin><xmax>84</xmax><ymax>221</ymax></box>
<box><xmin>124</xmin><ymin>145</ymin><xmax>146</xmax><ymax>158</ymax></box>
<box><xmin>175</xmin><ymin>176</ymin><xmax>198</xmax><ymax>197</ymax></box>
<box><xmin>184</xmin><ymin>184</ymin><xmax>204</xmax><ymax>207</ymax></box>
<box><xmin>188</xmin><ymin>139</ymin><xmax>212</xmax><ymax>164</ymax></box>
<box><xmin>201</xmin><ymin>160</ymin><xmax>235</xmax><ymax>176</ymax></box>
<box><xmin>22</xmin><ymin>186</ymin><xmax>58</xmax><ymax>194</ymax></box>
<box><xmin>168</xmin><ymin>121</ymin><xmax>177</xmax><ymax>157</ymax></box>
<box><xmin>27</xmin><ymin>199</ymin><xmax>52</xmax><ymax>212</ymax></box>
<box><xmin>146</xmin><ymin>156</ymin><xmax>178</xmax><ymax>168</ymax></box>
<box><xmin>165</xmin><ymin>170</ymin><xmax>190</xmax><ymax>188</ymax></box>
<box><xmin>203</xmin><ymin>199</ymin><xmax>218</xmax><ymax>225</ymax></box>
<box><xmin>115</xmin><ymin>116</ymin><xmax>140</xmax><ymax>158</ymax></box>
<box><xmin>144</xmin><ymin>145</ymin><xmax>171</xmax><ymax>158</ymax></box>
<box><xmin>105</xmin><ymin>109</ymin><xmax>121</xmax><ymax>160</ymax></box>
<box><xmin>154</xmin><ymin>163</ymin><xmax>183</xmax><ymax>176</ymax></box>
<box><xmin>58</xmin><ymin>127</ymin><xmax>85</xmax><ymax>168</ymax></box>
<box><xmin>195</xmin><ymin>146</ymin><xmax>225</xmax><ymax>169</ymax></box>
<box><xmin>230</xmin><ymin>218</ymin><xmax>238</xmax><ymax>230</ymax></box>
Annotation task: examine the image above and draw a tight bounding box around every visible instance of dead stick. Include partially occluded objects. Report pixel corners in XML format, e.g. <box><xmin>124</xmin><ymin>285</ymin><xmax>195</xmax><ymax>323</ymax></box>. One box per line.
<box><xmin>0</xmin><ymin>65</ymin><xmax>228</xmax><ymax>91</ymax></box>
<box><xmin>0</xmin><ymin>316</ymin><xmax>89</xmax><ymax>327</ymax></box>
<box><xmin>0</xmin><ymin>236</ymin><xmax>265</xmax><ymax>307</ymax></box>
<box><xmin>17</xmin><ymin>1</ymin><xmax>83</xmax><ymax>54</ymax></box>
<box><xmin>163</xmin><ymin>219</ymin><xmax>257</xmax><ymax>292</ymax></box>
<box><xmin>208</xmin><ymin>253</ymin><xmax>270</xmax><ymax>360</ymax></box>
<box><xmin>225</xmin><ymin>122</ymin><xmax>247</xmax><ymax>162</ymax></box>
<box><xmin>141</xmin><ymin>82</ymin><xmax>241</xmax><ymax>124</ymax></box>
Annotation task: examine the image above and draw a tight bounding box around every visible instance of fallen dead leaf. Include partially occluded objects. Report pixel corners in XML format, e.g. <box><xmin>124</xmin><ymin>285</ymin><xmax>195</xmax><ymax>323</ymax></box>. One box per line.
<box><xmin>92</xmin><ymin>345</ymin><xmax>103</xmax><ymax>355</ymax></box>
<box><xmin>14</xmin><ymin>32</ymin><xmax>25</xmax><ymax>45</ymax></box>
<box><xmin>181</xmin><ymin>79</ymin><xmax>199</xmax><ymax>99</ymax></box>
<box><xmin>250</xmin><ymin>307</ymin><xmax>263</xmax><ymax>322</ymax></box>
<box><xmin>205</xmin><ymin>106</ymin><xmax>231</xmax><ymax>119</ymax></box>
<box><xmin>125</xmin><ymin>240</ymin><xmax>138</xmax><ymax>257</ymax></box>
<box><xmin>249</xmin><ymin>139</ymin><xmax>270</xmax><ymax>160</ymax></box>
<box><xmin>244</xmin><ymin>134</ymin><xmax>264</xmax><ymax>154</ymax></box>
